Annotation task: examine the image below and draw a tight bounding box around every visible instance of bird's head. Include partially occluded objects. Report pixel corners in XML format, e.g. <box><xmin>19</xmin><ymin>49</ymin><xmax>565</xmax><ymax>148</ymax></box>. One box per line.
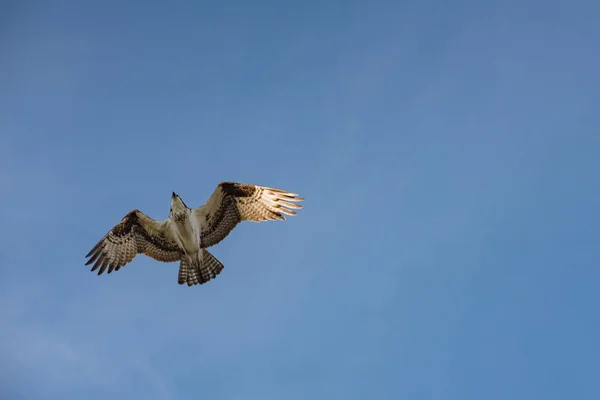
<box><xmin>170</xmin><ymin>192</ymin><xmax>188</xmax><ymax>213</ymax></box>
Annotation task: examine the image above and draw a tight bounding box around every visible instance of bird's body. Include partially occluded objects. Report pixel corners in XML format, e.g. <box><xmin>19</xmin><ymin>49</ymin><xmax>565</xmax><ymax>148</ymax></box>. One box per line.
<box><xmin>169</xmin><ymin>202</ymin><xmax>200</xmax><ymax>256</ymax></box>
<box><xmin>84</xmin><ymin>182</ymin><xmax>304</xmax><ymax>286</ymax></box>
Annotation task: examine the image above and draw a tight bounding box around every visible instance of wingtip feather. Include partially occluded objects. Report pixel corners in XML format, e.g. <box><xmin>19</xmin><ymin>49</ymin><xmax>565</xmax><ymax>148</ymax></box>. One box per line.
<box><xmin>85</xmin><ymin>242</ymin><xmax>102</xmax><ymax>258</ymax></box>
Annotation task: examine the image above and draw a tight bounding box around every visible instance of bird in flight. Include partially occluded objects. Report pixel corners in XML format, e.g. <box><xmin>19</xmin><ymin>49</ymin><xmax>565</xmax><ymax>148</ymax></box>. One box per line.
<box><xmin>84</xmin><ymin>182</ymin><xmax>304</xmax><ymax>287</ymax></box>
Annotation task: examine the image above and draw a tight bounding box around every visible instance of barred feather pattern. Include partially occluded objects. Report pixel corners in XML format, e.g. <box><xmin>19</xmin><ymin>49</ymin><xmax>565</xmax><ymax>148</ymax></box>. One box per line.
<box><xmin>85</xmin><ymin>210</ymin><xmax>181</xmax><ymax>275</ymax></box>
<box><xmin>177</xmin><ymin>250</ymin><xmax>224</xmax><ymax>286</ymax></box>
<box><xmin>178</xmin><ymin>259</ymin><xmax>198</xmax><ymax>286</ymax></box>
<box><xmin>198</xmin><ymin>249</ymin><xmax>224</xmax><ymax>283</ymax></box>
<box><xmin>194</xmin><ymin>182</ymin><xmax>304</xmax><ymax>248</ymax></box>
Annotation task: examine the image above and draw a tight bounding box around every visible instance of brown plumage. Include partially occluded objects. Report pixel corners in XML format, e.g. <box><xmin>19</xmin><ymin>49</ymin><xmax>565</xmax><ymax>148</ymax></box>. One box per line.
<box><xmin>195</xmin><ymin>182</ymin><xmax>304</xmax><ymax>248</ymax></box>
<box><xmin>84</xmin><ymin>210</ymin><xmax>181</xmax><ymax>275</ymax></box>
<box><xmin>84</xmin><ymin>182</ymin><xmax>304</xmax><ymax>287</ymax></box>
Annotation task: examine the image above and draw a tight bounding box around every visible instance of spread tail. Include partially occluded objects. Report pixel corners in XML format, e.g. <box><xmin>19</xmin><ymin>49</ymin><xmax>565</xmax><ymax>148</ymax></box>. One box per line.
<box><xmin>178</xmin><ymin>249</ymin><xmax>225</xmax><ymax>287</ymax></box>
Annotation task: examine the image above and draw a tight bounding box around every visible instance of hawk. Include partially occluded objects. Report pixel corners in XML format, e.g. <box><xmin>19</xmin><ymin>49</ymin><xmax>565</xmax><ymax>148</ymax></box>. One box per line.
<box><xmin>84</xmin><ymin>182</ymin><xmax>304</xmax><ymax>286</ymax></box>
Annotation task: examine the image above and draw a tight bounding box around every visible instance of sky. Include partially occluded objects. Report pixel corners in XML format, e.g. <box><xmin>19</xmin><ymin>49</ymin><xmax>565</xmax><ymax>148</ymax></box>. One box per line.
<box><xmin>1</xmin><ymin>0</ymin><xmax>599</xmax><ymax>399</ymax></box>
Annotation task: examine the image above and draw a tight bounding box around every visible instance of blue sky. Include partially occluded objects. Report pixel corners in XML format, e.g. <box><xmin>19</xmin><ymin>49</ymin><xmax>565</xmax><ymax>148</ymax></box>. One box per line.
<box><xmin>1</xmin><ymin>0</ymin><xmax>599</xmax><ymax>399</ymax></box>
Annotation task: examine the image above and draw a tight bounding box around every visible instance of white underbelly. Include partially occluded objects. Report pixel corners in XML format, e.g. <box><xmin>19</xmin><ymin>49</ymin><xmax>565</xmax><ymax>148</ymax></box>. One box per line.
<box><xmin>172</xmin><ymin>220</ymin><xmax>199</xmax><ymax>255</ymax></box>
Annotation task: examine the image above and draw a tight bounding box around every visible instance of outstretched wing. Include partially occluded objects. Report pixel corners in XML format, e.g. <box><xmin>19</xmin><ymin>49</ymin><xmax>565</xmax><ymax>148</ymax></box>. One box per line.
<box><xmin>85</xmin><ymin>209</ymin><xmax>182</xmax><ymax>275</ymax></box>
<box><xmin>193</xmin><ymin>182</ymin><xmax>304</xmax><ymax>248</ymax></box>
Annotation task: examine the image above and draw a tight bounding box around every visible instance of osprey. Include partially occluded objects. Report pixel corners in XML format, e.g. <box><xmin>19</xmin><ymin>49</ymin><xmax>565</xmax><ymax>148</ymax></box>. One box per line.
<box><xmin>84</xmin><ymin>182</ymin><xmax>304</xmax><ymax>286</ymax></box>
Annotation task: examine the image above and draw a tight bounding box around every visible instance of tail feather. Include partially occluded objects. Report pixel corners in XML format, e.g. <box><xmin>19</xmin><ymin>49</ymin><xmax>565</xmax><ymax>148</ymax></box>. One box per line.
<box><xmin>197</xmin><ymin>249</ymin><xmax>225</xmax><ymax>284</ymax></box>
<box><xmin>177</xmin><ymin>250</ymin><xmax>224</xmax><ymax>287</ymax></box>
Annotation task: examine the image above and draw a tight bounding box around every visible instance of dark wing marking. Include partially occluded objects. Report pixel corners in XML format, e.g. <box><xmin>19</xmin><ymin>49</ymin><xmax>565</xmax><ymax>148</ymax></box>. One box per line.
<box><xmin>192</xmin><ymin>182</ymin><xmax>304</xmax><ymax>248</ymax></box>
<box><xmin>85</xmin><ymin>209</ymin><xmax>181</xmax><ymax>275</ymax></box>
